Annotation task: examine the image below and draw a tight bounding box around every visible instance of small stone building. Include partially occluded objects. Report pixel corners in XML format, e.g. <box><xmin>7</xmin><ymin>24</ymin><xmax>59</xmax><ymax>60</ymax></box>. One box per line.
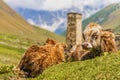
<box><xmin>66</xmin><ymin>12</ymin><xmax>82</xmax><ymax>52</ymax></box>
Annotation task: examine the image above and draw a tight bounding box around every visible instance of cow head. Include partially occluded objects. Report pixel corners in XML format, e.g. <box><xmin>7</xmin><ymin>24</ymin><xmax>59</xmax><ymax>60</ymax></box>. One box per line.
<box><xmin>45</xmin><ymin>38</ymin><xmax>57</xmax><ymax>45</ymax></box>
<box><xmin>82</xmin><ymin>22</ymin><xmax>102</xmax><ymax>49</ymax></box>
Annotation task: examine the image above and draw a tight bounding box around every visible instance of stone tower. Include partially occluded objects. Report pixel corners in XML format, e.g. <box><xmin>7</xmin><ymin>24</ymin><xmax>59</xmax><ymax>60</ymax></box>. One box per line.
<box><xmin>66</xmin><ymin>12</ymin><xmax>82</xmax><ymax>51</ymax></box>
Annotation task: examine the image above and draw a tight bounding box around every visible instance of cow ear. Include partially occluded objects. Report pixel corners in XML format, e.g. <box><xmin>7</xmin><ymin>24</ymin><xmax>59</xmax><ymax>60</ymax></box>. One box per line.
<box><xmin>46</xmin><ymin>38</ymin><xmax>56</xmax><ymax>45</ymax></box>
<box><xmin>62</xmin><ymin>44</ymin><xmax>67</xmax><ymax>49</ymax></box>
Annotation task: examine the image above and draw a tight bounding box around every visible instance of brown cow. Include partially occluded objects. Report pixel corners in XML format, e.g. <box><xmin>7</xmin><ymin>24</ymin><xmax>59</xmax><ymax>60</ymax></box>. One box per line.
<box><xmin>67</xmin><ymin>22</ymin><xmax>117</xmax><ymax>61</ymax></box>
<box><xmin>82</xmin><ymin>22</ymin><xmax>117</xmax><ymax>53</ymax></box>
<box><xmin>14</xmin><ymin>38</ymin><xmax>66</xmax><ymax>77</ymax></box>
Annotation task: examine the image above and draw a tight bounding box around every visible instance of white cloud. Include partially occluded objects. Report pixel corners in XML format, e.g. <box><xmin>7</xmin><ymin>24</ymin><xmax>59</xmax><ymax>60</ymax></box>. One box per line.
<box><xmin>4</xmin><ymin>0</ymin><xmax>44</xmax><ymax>10</ymax></box>
<box><xmin>42</xmin><ymin>0</ymin><xmax>73</xmax><ymax>11</ymax></box>
<box><xmin>27</xmin><ymin>19</ymin><xmax>36</xmax><ymax>25</ymax></box>
<box><xmin>4</xmin><ymin>0</ymin><xmax>120</xmax><ymax>11</ymax></box>
<box><xmin>40</xmin><ymin>18</ymin><xmax>64</xmax><ymax>32</ymax></box>
<box><xmin>3</xmin><ymin>0</ymin><xmax>72</xmax><ymax>11</ymax></box>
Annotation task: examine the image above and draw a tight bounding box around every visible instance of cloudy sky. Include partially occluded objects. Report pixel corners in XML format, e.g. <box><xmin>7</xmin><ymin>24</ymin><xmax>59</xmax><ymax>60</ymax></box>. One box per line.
<box><xmin>4</xmin><ymin>0</ymin><xmax>120</xmax><ymax>11</ymax></box>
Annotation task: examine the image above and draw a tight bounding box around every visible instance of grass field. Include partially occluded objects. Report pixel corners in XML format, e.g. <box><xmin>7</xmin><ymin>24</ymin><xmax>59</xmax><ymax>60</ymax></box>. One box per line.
<box><xmin>1</xmin><ymin>50</ymin><xmax>120</xmax><ymax>80</ymax></box>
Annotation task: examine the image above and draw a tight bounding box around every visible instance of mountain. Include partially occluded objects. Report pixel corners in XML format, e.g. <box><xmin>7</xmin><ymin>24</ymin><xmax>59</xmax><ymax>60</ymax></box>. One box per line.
<box><xmin>13</xmin><ymin>5</ymin><xmax>104</xmax><ymax>34</ymax></box>
<box><xmin>82</xmin><ymin>3</ymin><xmax>120</xmax><ymax>31</ymax></box>
<box><xmin>61</xmin><ymin>3</ymin><xmax>120</xmax><ymax>36</ymax></box>
<box><xmin>0</xmin><ymin>0</ymin><xmax>65</xmax><ymax>42</ymax></box>
<box><xmin>15</xmin><ymin>8</ymin><xmax>67</xmax><ymax>34</ymax></box>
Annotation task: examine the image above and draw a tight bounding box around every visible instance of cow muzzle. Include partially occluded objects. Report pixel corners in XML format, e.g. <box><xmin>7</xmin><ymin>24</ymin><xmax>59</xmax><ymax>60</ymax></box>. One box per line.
<box><xmin>82</xmin><ymin>42</ymin><xmax>93</xmax><ymax>49</ymax></box>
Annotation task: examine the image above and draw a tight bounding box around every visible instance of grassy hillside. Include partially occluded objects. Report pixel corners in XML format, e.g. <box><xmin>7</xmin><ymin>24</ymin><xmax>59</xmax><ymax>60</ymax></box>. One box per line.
<box><xmin>61</xmin><ymin>3</ymin><xmax>120</xmax><ymax>36</ymax></box>
<box><xmin>0</xmin><ymin>0</ymin><xmax>35</xmax><ymax>36</ymax></box>
<box><xmin>0</xmin><ymin>0</ymin><xmax>65</xmax><ymax>43</ymax></box>
<box><xmin>1</xmin><ymin>51</ymin><xmax>120</xmax><ymax>79</ymax></box>
<box><xmin>38</xmin><ymin>54</ymin><xmax>120</xmax><ymax>80</ymax></box>
<box><xmin>34</xmin><ymin>27</ymin><xmax>65</xmax><ymax>43</ymax></box>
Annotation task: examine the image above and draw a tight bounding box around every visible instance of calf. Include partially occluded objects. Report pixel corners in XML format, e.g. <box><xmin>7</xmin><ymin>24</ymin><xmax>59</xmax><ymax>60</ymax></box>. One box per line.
<box><xmin>82</xmin><ymin>22</ymin><xmax>117</xmax><ymax>53</ymax></box>
<box><xmin>14</xmin><ymin>38</ymin><xmax>66</xmax><ymax>77</ymax></box>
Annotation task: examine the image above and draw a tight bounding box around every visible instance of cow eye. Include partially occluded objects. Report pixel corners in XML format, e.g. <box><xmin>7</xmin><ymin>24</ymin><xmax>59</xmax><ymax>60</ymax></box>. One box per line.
<box><xmin>94</xmin><ymin>35</ymin><xmax>98</xmax><ymax>39</ymax></box>
<box><xmin>92</xmin><ymin>35</ymin><xmax>98</xmax><ymax>39</ymax></box>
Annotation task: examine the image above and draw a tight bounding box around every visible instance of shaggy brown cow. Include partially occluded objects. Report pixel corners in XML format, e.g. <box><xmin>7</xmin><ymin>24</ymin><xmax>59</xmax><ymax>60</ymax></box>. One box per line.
<box><xmin>67</xmin><ymin>22</ymin><xmax>117</xmax><ymax>61</ymax></box>
<box><xmin>14</xmin><ymin>38</ymin><xmax>66</xmax><ymax>77</ymax></box>
<box><xmin>82</xmin><ymin>22</ymin><xmax>117</xmax><ymax>52</ymax></box>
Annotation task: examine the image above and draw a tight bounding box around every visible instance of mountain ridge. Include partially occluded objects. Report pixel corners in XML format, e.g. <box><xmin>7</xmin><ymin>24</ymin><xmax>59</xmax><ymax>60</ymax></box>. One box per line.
<box><xmin>13</xmin><ymin>5</ymin><xmax>104</xmax><ymax>34</ymax></box>
<box><xmin>0</xmin><ymin>0</ymin><xmax>65</xmax><ymax>42</ymax></box>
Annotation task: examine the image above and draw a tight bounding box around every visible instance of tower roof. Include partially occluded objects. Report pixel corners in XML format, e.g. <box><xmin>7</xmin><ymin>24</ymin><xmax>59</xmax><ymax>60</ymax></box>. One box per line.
<box><xmin>67</xmin><ymin>12</ymin><xmax>82</xmax><ymax>16</ymax></box>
